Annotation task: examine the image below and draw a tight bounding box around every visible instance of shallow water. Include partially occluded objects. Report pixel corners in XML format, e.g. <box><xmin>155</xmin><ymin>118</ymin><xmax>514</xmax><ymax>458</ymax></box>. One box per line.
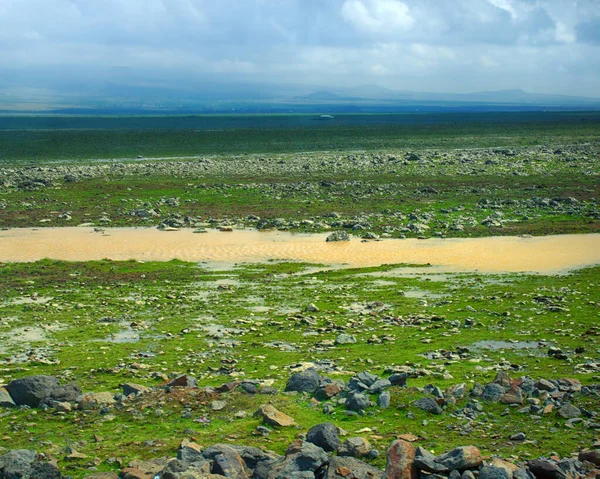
<box><xmin>0</xmin><ymin>228</ymin><xmax>599</xmax><ymax>274</ymax></box>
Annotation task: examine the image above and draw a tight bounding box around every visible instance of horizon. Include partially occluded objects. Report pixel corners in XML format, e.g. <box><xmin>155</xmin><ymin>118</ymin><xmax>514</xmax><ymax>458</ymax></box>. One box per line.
<box><xmin>1</xmin><ymin>0</ymin><xmax>600</xmax><ymax>108</ymax></box>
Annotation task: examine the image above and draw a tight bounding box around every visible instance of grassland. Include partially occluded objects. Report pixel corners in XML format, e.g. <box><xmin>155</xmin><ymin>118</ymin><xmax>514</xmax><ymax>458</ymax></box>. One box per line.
<box><xmin>1</xmin><ymin>112</ymin><xmax>599</xmax><ymax>164</ymax></box>
<box><xmin>0</xmin><ymin>259</ymin><xmax>598</xmax><ymax>476</ymax></box>
<box><xmin>0</xmin><ymin>113</ymin><xmax>598</xmax><ymax>477</ymax></box>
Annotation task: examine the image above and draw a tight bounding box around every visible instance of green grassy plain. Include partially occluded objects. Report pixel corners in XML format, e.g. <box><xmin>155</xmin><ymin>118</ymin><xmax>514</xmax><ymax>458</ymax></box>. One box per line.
<box><xmin>0</xmin><ymin>259</ymin><xmax>598</xmax><ymax>476</ymax></box>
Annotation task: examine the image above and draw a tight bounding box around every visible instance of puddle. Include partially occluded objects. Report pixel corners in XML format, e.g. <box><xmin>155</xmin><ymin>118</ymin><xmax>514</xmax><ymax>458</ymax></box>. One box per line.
<box><xmin>0</xmin><ymin>228</ymin><xmax>599</xmax><ymax>274</ymax></box>
<box><xmin>99</xmin><ymin>327</ymin><xmax>140</xmax><ymax>343</ymax></box>
<box><xmin>4</xmin><ymin>296</ymin><xmax>54</xmax><ymax>306</ymax></box>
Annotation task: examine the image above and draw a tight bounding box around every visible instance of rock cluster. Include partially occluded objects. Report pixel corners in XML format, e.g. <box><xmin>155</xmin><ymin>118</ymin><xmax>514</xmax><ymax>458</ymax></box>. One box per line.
<box><xmin>2</xmin><ymin>438</ymin><xmax>599</xmax><ymax>479</ymax></box>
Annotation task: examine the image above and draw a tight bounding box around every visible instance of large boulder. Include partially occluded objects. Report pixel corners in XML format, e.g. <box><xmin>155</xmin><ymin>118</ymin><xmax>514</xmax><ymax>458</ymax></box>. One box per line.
<box><xmin>6</xmin><ymin>375</ymin><xmax>60</xmax><ymax>407</ymax></box>
<box><xmin>41</xmin><ymin>383</ymin><xmax>82</xmax><ymax>405</ymax></box>
<box><xmin>285</xmin><ymin>369</ymin><xmax>321</xmax><ymax>394</ymax></box>
<box><xmin>385</xmin><ymin>440</ymin><xmax>418</xmax><ymax>479</ymax></box>
<box><xmin>306</xmin><ymin>423</ymin><xmax>341</xmax><ymax>452</ymax></box>
<box><xmin>0</xmin><ymin>449</ymin><xmax>62</xmax><ymax>479</ymax></box>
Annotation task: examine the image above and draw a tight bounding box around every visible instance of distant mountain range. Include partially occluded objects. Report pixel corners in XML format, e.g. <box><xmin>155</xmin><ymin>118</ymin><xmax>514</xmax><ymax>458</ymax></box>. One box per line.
<box><xmin>294</xmin><ymin>85</ymin><xmax>600</xmax><ymax>106</ymax></box>
<box><xmin>0</xmin><ymin>73</ymin><xmax>599</xmax><ymax>113</ymax></box>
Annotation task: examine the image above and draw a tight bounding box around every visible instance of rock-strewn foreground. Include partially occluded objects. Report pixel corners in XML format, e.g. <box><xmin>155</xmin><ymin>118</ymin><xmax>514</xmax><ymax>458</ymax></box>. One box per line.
<box><xmin>0</xmin><ymin>144</ymin><xmax>598</xmax><ymax>236</ymax></box>
<box><xmin>0</xmin><ymin>370</ymin><xmax>599</xmax><ymax>478</ymax></box>
<box><xmin>0</xmin><ymin>256</ymin><xmax>598</xmax><ymax>477</ymax></box>
<box><xmin>0</xmin><ymin>368</ymin><xmax>600</xmax><ymax>479</ymax></box>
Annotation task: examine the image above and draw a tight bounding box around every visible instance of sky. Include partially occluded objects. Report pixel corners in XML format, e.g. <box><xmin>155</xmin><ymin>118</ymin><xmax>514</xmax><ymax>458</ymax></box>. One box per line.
<box><xmin>1</xmin><ymin>0</ymin><xmax>600</xmax><ymax>97</ymax></box>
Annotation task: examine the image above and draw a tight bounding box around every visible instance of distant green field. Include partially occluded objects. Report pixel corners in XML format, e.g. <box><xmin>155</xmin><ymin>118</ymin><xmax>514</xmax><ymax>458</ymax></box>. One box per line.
<box><xmin>1</xmin><ymin>112</ymin><xmax>599</xmax><ymax>163</ymax></box>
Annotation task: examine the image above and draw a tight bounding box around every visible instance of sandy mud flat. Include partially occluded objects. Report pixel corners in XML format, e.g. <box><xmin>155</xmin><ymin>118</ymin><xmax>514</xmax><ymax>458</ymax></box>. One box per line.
<box><xmin>0</xmin><ymin>227</ymin><xmax>599</xmax><ymax>273</ymax></box>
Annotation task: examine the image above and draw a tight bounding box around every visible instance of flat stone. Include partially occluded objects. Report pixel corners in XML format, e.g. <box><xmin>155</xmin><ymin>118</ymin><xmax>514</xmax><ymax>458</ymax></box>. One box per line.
<box><xmin>78</xmin><ymin>392</ymin><xmax>116</xmax><ymax>410</ymax></box>
<box><xmin>558</xmin><ymin>403</ymin><xmax>581</xmax><ymax>419</ymax></box>
<box><xmin>254</xmin><ymin>404</ymin><xmax>296</xmax><ymax>427</ymax></box>
<box><xmin>122</xmin><ymin>383</ymin><xmax>151</xmax><ymax>396</ymax></box>
<box><xmin>501</xmin><ymin>385</ymin><xmax>523</xmax><ymax>405</ymax></box>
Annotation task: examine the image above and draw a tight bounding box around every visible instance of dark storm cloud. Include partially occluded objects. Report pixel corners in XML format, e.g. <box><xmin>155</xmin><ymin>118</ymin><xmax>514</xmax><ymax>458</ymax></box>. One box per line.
<box><xmin>0</xmin><ymin>0</ymin><xmax>599</xmax><ymax>96</ymax></box>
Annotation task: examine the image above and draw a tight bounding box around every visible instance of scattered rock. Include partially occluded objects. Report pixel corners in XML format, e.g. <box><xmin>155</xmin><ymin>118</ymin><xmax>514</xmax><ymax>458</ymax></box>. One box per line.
<box><xmin>385</xmin><ymin>440</ymin><xmax>418</xmax><ymax>479</ymax></box>
<box><xmin>254</xmin><ymin>404</ymin><xmax>296</xmax><ymax>427</ymax></box>
<box><xmin>6</xmin><ymin>375</ymin><xmax>60</xmax><ymax>407</ymax></box>
<box><xmin>285</xmin><ymin>368</ymin><xmax>321</xmax><ymax>394</ymax></box>
<box><xmin>326</xmin><ymin>231</ymin><xmax>350</xmax><ymax>242</ymax></box>
<box><xmin>306</xmin><ymin>423</ymin><xmax>341</xmax><ymax>452</ymax></box>
<box><xmin>413</xmin><ymin>397</ymin><xmax>443</xmax><ymax>415</ymax></box>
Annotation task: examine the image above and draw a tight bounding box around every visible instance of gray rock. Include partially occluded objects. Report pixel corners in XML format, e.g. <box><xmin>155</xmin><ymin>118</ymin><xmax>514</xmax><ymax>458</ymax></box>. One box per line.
<box><xmin>479</xmin><ymin>466</ymin><xmax>511</xmax><ymax>479</ymax></box>
<box><xmin>378</xmin><ymin>391</ymin><xmax>391</xmax><ymax>409</ymax></box>
<box><xmin>0</xmin><ymin>449</ymin><xmax>62</xmax><ymax>479</ymax></box>
<box><xmin>203</xmin><ymin>444</ymin><xmax>248</xmax><ymax>479</ymax></box>
<box><xmin>389</xmin><ymin>373</ymin><xmax>408</xmax><ymax>387</ymax></box>
<box><xmin>355</xmin><ymin>372</ymin><xmax>379</xmax><ymax>387</ymax></box>
<box><xmin>41</xmin><ymin>383</ymin><xmax>82</xmax><ymax>405</ymax></box>
<box><xmin>6</xmin><ymin>375</ymin><xmax>60</xmax><ymax>407</ymax></box>
<box><xmin>368</xmin><ymin>379</ymin><xmax>391</xmax><ymax>394</ymax></box>
<box><xmin>324</xmin><ymin>456</ymin><xmax>382</xmax><ymax>479</ymax></box>
<box><xmin>160</xmin><ymin>459</ymin><xmax>211</xmax><ymax>479</ymax></box>
<box><xmin>338</xmin><ymin>438</ymin><xmax>372</xmax><ymax>458</ymax></box>
<box><xmin>0</xmin><ymin>388</ymin><xmax>16</xmax><ymax>408</ymax></box>
<box><xmin>285</xmin><ymin>369</ymin><xmax>321</xmax><ymax>394</ymax></box>
<box><xmin>578</xmin><ymin>449</ymin><xmax>600</xmax><ymax>466</ymax></box>
<box><xmin>326</xmin><ymin>231</ymin><xmax>350</xmax><ymax>242</ymax></box>
<box><xmin>346</xmin><ymin>392</ymin><xmax>371</xmax><ymax>412</ymax></box>
<box><xmin>306</xmin><ymin>423</ymin><xmax>341</xmax><ymax>452</ymax></box>
<box><xmin>177</xmin><ymin>440</ymin><xmax>204</xmax><ymax>465</ymax></box>
<box><xmin>268</xmin><ymin>440</ymin><xmax>329</xmax><ymax>479</ymax></box>
<box><xmin>481</xmin><ymin>383</ymin><xmax>505</xmax><ymax>402</ymax></box>
<box><xmin>0</xmin><ymin>450</ymin><xmax>37</xmax><ymax>477</ymax></box>
<box><xmin>414</xmin><ymin>397</ymin><xmax>443</xmax><ymax>415</ymax></box>
<box><xmin>527</xmin><ymin>459</ymin><xmax>568</xmax><ymax>479</ymax></box>
<box><xmin>435</xmin><ymin>446</ymin><xmax>483</xmax><ymax>471</ymax></box>
<box><xmin>335</xmin><ymin>334</ymin><xmax>357</xmax><ymax>345</ymax></box>
<box><xmin>513</xmin><ymin>468</ymin><xmax>535</xmax><ymax>479</ymax></box>
<box><xmin>558</xmin><ymin>403</ymin><xmax>581</xmax><ymax>419</ymax></box>
<box><xmin>122</xmin><ymin>383</ymin><xmax>151</xmax><ymax>396</ymax></box>
<box><xmin>414</xmin><ymin>447</ymin><xmax>447</xmax><ymax>473</ymax></box>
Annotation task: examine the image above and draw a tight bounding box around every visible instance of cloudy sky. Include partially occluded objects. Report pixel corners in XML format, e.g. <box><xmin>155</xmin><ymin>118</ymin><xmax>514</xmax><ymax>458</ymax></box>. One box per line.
<box><xmin>1</xmin><ymin>0</ymin><xmax>600</xmax><ymax>97</ymax></box>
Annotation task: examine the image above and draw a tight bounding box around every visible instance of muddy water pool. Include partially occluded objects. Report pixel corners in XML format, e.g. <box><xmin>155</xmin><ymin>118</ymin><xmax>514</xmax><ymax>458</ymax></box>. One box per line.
<box><xmin>0</xmin><ymin>228</ymin><xmax>599</xmax><ymax>274</ymax></box>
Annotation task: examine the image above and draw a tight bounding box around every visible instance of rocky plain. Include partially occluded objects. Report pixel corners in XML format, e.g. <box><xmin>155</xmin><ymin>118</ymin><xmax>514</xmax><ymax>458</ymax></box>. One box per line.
<box><xmin>0</xmin><ymin>135</ymin><xmax>599</xmax><ymax>478</ymax></box>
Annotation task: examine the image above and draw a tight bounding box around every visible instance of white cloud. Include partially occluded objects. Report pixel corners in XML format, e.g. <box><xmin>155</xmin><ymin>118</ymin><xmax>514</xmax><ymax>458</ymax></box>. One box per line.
<box><xmin>342</xmin><ymin>0</ymin><xmax>414</xmax><ymax>32</ymax></box>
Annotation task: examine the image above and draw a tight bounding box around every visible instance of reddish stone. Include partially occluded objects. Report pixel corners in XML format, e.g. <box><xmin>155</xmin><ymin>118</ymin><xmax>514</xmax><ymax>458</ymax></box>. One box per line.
<box><xmin>385</xmin><ymin>440</ymin><xmax>418</xmax><ymax>479</ymax></box>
